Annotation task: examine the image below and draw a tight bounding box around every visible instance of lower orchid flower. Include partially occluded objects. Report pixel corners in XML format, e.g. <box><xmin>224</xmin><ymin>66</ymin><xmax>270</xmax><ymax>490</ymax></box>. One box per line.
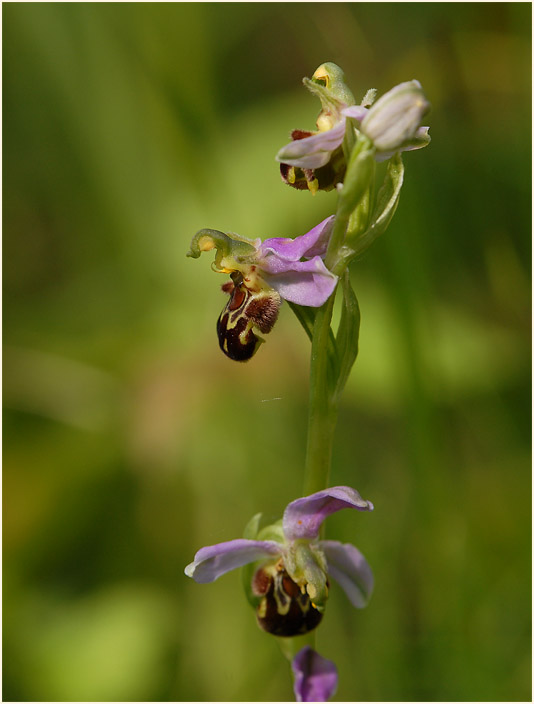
<box><xmin>185</xmin><ymin>486</ymin><xmax>374</xmax><ymax>637</ymax></box>
<box><xmin>187</xmin><ymin>216</ymin><xmax>337</xmax><ymax>361</ymax></box>
<box><xmin>292</xmin><ymin>646</ymin><xmax>338</xmax><ymax>702</ymax></box>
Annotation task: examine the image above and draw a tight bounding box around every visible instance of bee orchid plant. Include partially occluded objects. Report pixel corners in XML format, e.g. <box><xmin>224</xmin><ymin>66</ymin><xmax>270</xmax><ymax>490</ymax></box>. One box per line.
<box><xmin>185</xmin><ymin>62</ymin><xmax>430</xmax><ymax>701</ymax></box>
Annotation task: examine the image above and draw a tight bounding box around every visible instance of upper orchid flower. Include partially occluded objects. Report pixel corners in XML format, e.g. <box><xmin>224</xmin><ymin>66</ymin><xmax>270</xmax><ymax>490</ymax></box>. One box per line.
<box><xmin>185</xmin><ymin>486</ymin><xmax>374</xmax><ymax>637</ymax></box>
<box><xmin>277</xmin><ymin>65</ymin><xmax>431</xmax><ymax>190</ymax></box>
<box><xmin>277</xmin><ymin>62</ymin><xmax>357</xmax><ymax>193</ymax></box>
<box><xmin>187</xmin><ymin>216</ymin><xmax>337</xmax><ymax>361</ymax></box>
<box><xmin>292</xmin><ymin>647</ymin><xmax>338</xmax><ymax>702</ymax></box>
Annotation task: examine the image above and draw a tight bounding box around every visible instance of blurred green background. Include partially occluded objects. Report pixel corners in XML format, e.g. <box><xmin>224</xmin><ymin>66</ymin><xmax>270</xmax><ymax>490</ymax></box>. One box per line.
<box><xmin>3</xmin><ymin>3</ymin><xmax>531</xmax><ymax>701</ymax></box>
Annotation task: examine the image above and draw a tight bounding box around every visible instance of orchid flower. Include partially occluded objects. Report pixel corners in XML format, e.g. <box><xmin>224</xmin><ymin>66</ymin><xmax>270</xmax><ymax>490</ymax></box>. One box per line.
<box><xmin>292</xmin><ymin>647</ymin><xmax>338</xmax><ymax>702</ymax></box>
<box><xmin>276</xmin><ymin>62</ymin><xmax>356</xmax><ymax>193</ymax></box>
<box><xmin>277</xmin><ymin>70</ymin><xmax>430</xmax><ymax>191</ymax></box>
<box><xmin>185</xmin><ymin>486</ymin><xmax>374</xmax><ymax>637</ymax></box>
<box><xmin>187</xmin><ymin>216</ymin><xmax>337</xmax><ymax>361</ymax></box>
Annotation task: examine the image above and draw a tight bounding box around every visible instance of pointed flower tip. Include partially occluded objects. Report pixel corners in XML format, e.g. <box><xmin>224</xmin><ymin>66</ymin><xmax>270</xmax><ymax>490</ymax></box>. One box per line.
<box><xmin>361</xmin><ymin>87</ymin><xmax>377</xmax><ymax>107</ymax></box>
<box><xmin>292</xmin><ymin>647</ymin><xmax>338</xmax><ymax>702</ymax></box>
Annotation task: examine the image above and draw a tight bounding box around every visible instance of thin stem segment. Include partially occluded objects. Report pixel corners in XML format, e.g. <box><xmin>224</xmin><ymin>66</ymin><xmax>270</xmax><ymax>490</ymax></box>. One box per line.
<box><xmin>302</xmin><ymin>291</ymin><xmax>338</xmax><ymax>496</ymax></box>
<box><xmin>302</xmin><ymin>134</ymin><xmax>372</xmax><ymax>497</ymax></box>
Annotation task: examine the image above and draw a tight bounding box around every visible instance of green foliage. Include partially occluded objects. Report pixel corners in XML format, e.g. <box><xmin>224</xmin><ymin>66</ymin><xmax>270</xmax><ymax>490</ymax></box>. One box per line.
<box><xmin>349</xmin><ymin>153</ymin><xmax>404</xmax><ymax>257</ymax></box>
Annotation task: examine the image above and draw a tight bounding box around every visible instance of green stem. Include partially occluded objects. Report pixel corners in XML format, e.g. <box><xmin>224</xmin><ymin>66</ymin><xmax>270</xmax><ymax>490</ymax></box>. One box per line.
<box><xmin>288</xmin><ymin>302</ymin><xmax>338</xmax><ymax>386</ymax></box>
<box><xmin>324</xmin><ymin>141</ymin><xmax>365</xmax><ymax>271</ymax></box>
<box><xmin>302</xmin><ymin>292</ymin><xmax>338</xmax><ymax>496</ymax></box>
<box><xmin>302</xmin><ymin>134</ymin><xmax>373</xmax><ymax>497</ymax></box>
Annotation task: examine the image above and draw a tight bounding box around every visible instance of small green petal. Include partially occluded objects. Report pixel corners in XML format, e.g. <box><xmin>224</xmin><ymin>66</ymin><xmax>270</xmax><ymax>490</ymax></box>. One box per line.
<box><xmin>257</xmin><ymin>519</ymin><xmax>285</xmax><ymax>544</ymax></box>
<box><xmin>243</xmin><ymin>512</ymin><xmax>263</xmax><ymax>540</ymax></box>
<box><xmin>285</xmin><ymin>542</ymin><xmax>329</xmax><ymax>611</ymax></box>
<box><xmin>187</xmin><ymin>228</ymin><xmax>258</xmax><ymax>272</ymax></box>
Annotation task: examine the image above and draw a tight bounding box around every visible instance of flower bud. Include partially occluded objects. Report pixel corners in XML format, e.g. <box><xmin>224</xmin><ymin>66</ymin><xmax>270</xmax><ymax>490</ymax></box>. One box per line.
<box><xmin>360</xmin><ymin>80</ymin><xmax>430</xmax><ymax>152</ymax></box>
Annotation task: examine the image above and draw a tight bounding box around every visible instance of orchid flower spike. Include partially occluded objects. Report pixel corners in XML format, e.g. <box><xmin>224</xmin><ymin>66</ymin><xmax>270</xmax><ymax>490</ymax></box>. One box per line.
<box><xmin>292</xmin><ymin>647</ymin><xmax>338</xmax><ymax>702</ymax></box>
<box><xmin>185</xmin><ymin>486</ymin><xmax>374</xmax><ymax>637</ymax></box>
<box><xmin>277</xmin><ymin>64</ymin><xmax>431</xmax><ymax>190</ymax></box>
<box><xmin>187</xmin><ymin>216</ymin><xmax>337</xmax><ymax>361</ymax></box>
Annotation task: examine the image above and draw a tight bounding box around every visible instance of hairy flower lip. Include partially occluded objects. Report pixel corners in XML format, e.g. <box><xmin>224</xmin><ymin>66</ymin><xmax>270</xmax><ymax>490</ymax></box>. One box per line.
<box><xmin>185</xmin><ymin>486</ymin><xmax>374</xmax><ymax>611</ymax></box>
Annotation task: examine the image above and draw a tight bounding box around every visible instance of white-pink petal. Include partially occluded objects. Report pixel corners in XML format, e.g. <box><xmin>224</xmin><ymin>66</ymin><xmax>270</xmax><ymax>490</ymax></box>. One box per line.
<box><xmin>320</xmin><ymin>539</ymin><xmax>374</xmax><ymax>608</ymax></box>
<box><xmin>275</xmin><ymin>121</ymin><xmax>347</xmax><ymax>169</ymax></box>
<box><xmin>283</xmin><ymin>486</ymin><xmax>374</xmax><ymax>541</ymax></box>
<box><xmin>185</xmin><ymin>538</ymin><xmax>282</xmax><ymax>583</ymax></box>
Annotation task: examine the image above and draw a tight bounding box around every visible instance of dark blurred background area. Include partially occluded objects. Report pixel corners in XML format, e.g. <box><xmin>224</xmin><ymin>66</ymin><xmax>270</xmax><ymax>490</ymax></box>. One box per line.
<box><xmin>3</xmin><ymin>3</ymin><xmax>531</xmax><ymax>701</ymax></box>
